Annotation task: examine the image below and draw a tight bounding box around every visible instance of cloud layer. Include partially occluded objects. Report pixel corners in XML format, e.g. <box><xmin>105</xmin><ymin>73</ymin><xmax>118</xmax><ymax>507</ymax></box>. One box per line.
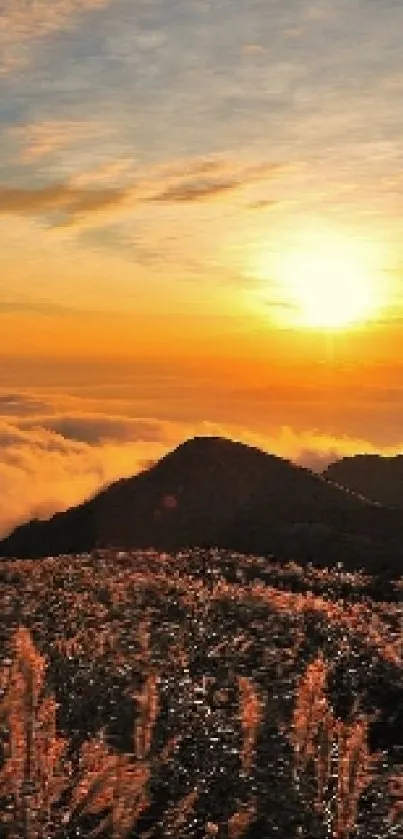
<box><xmin>0</xmin><ymin>404</ymin><xmax>178</xmax><ymax>537</ymax></box>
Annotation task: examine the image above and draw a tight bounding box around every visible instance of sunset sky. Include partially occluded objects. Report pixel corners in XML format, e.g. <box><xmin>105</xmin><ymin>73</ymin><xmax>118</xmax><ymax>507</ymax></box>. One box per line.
<box><xmin>1</xmin><ymin>0</ymin><xmax>403</xmax><ymax>536</ymax></box>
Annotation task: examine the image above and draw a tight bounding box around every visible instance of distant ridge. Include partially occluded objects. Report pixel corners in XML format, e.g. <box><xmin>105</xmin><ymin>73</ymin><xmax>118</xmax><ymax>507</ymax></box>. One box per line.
<box><xmin>323</xmin><ymin>453</ymin><xmax>403</xmax><ymax>509</ymax></box>
<box><xmin>1</xmin><ymin>435</ymin><xmax>403</xmax><ymax>574</ymax></box>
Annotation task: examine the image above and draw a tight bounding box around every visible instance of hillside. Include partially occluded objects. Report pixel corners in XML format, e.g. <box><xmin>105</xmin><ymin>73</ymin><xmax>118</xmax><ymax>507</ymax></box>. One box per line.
<box><xmin>324</xmin><ymin>453</ymin><xmax>403</xmax><ymax>509</ymax></box>
<box><xmin>1</xmin><ymin>436</ymin><xmax>403</xmax><ymax>574</ymax></box>
<box><xmin>0</xmin><ymin>549</ymin><xmax>401</xmax><ymax>838</ymax></box>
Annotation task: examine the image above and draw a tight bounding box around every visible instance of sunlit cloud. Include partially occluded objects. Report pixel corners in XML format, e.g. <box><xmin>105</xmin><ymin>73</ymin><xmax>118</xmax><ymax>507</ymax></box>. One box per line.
<box><xmin>148</xmin><ymin>162</ymin><xmax>283</xmax><ymax>204</ymax></box>
<box><xmin>0</xmin><ymin>411</ymin><xmax>180</xmax><ymax>537</ymax></box>
<box><xmin>6</xmin><ymin>119</ymin><xmax>103</xmax><ymax>161</ymax></box>
<box><xmin>0</xmin><ymin>182</ymin><xmax>126</xmax><ymax>219</ymax></box>
<box><xmin>0</xmin><ymin>157</ymin><xmax>285</xmax><ymax>226</ymax></box>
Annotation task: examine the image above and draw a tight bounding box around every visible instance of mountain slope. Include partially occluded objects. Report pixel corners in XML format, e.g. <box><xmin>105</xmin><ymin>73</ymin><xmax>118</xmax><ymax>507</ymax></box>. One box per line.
<box><xmin>324</xmin><ymin>453</ymin><xmax>403</xmax><ymax>509</ymax></box>
<box><xmin>1</xmin><ymin>436</ymin><xmax>403</xmax><ymax>573</ymax></box>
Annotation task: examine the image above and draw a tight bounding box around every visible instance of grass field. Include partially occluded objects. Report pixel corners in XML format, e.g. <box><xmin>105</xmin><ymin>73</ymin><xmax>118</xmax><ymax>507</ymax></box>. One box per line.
<box><xmin>0</xmin><ymin>549</ymin><xmax>402</xmax><ymax>837</ymax></box>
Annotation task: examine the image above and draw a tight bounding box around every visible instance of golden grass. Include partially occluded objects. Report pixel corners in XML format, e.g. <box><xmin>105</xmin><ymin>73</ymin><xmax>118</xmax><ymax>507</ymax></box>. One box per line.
<box><xmin>0</xmin><ymin>549</ymin><xmax>400</xmax><ymax>838</ymax></box>
<box><xmin>290</xmin><ymin>653</ymin><xmax>382</xmax><ymax>838</ymax></box>
<box><xmin>0</xmin><ymin>626</ymin><xmax>171</xmax><ymax>839</ymax></box>
<box><xmin>237</xmin><ymin>676</ymin><xmax>263</xmax><ymax>774</ymax></box>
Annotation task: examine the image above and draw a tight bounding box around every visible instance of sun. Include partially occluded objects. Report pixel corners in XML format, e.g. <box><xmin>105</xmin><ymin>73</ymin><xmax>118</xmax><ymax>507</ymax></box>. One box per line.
<box><xmin>254</xmin><ymin>227</ymin><xmax>384</xmax><ymax>330</ymax></box>
<box><xmin>278</xmin><ymin>247</ymin><xmax>377</xmax><ymax>329</ymax></box>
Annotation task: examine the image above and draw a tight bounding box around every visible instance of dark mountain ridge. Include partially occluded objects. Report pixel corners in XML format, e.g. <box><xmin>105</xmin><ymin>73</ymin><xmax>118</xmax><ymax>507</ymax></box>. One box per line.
<box><xmin>323</xmin><ymin>453</ymin><xmax>403</xmax><ymax>509</ymax></box>
<box><xmin>1</xmin><ymin>436</ymin><xmax>403</xmax><ymax>574</ymax></box>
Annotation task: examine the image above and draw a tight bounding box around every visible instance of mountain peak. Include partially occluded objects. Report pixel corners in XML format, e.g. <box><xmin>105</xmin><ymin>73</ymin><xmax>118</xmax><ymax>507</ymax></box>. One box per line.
<box><xmin>1</xmin><ymin>435</ymin><xmax>403</xmax><ymax>573</ymax></box>
<box><xmin>168</xmin><ymin>435</ymin><xmax>262</xmax><ymax>456</ymax></box>
<box><xmin>154</xmin><ymin>435</ymin><xmax>275</xmax><ymax>474</ymax></box>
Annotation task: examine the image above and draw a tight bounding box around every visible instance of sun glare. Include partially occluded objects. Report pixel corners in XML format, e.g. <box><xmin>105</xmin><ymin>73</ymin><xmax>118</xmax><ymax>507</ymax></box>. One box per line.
<box><xmin>279</xmin><ymin>247</ymin><xmax>377</xmax><ymax>329</ymax></box>
<box><xmin>254</xmin><ymin>226</ymin><xmax>384</xmax><ymax>331</ymax></box>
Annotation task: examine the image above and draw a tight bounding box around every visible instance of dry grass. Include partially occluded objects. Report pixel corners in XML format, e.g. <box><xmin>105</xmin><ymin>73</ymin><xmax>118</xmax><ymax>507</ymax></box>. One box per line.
<box><xmin>0</xmin><ymin>626</ymin><xmax>170</xmax><ymax>839</ymax></box>
<box><xmin>227</xmin><ymin>799</ymin><xmax>257</xmax><ymax>838</ymax></box>
<box><xmin>290</xmin><ymin>653</ymin><xmax>383</xmax><ymax>838</ymax></box>
<box><xmin>387</xmin><ymin>772</ymin><xmax>403</xmax><ymax>826</ymax></box>
<box><xmin>237</xmin><ymin>676</ymin><xmax>263</xmax><ymax>774</ymax></box>
<box><xmin>0</xmin><ymin>548</ymin><xmax>400</xmax><ymax>838</ymax></box>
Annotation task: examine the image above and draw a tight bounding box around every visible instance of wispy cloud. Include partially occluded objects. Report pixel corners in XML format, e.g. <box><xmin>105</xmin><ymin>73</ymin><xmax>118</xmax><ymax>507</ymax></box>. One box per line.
<box><xmin>247</xmin><ymin>199</ymin><xmax>278</xmax><ymax>211</ymax></box>
<box><xmin>0</xmin><ymin>296</ymin><xmax>92</xmax><ymax>316</ymax></box>
<box><xmin>0</xmin><ymin>156</ymin><xmax>284</xmax><ymax>225</ymax></box>
<box><xmin>0</xmin><ymin>182</ymin><xmax>127</xmax><ymax>220</ymax></box>
<box><xmin>6</xmin><ymin>119</ymin><xmax>103</xmax><ymax>161</ymax></box>
<box><xmin>149</xmin><ymin>162</ymin><xmax>283</xmax><ymax>204</ymax></box>
<box><xmin>151</xmin><ymin>178</ymin><xmax>238</xmax><ymax>203</ymax></box>
<box><xmin>27</xmin><ymin>414</ymin><xmax>170</xmax><ymax>445</ymax></box>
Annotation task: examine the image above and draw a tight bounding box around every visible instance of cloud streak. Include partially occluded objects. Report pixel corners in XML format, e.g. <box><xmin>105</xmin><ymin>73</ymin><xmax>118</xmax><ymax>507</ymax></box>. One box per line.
<box><xmin>6</xmin><ymin>119</ymin><xmax>103</xmax><ymax>161</ymax></box>
<box><xmin>27</xmin><ymin>415</ymin><xmax>171</xmax><ymax>445</ymax></box>
<box><xmin>0</xmin><ymin>183</ymin><xmax>126</xmax><ymax>220</ymax></box>
<box><xmin>0</xmin><ymin>156</ymin><xmax>284</xmax><ymax>224</ymax></box>
<box><xmin>148</xmin><ymin>161</ymin><xmax>283</xmax><ymax>203</ymax></box>
<box><xmin>0</xmin><ymin>393</ymin><xmax>51</xmax><ymax>416</ymax></box>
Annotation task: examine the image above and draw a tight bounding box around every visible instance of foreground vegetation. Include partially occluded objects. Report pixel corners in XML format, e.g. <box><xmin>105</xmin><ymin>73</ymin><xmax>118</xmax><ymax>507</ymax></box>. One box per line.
<box><xmin>0</xmin><ymin>549</ymin><xmax>402</xmax><ymax>837</ymax></box>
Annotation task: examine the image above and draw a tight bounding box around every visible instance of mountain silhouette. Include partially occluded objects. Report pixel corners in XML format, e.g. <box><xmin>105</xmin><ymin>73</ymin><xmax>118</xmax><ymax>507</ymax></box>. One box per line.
<box><xmin>1</xmin><ymin>436</ymin><xmax>403</xmax><ymax>574</ymax></box>
<box><xmin>323</xmin><ymin>453</ymin><xmax>403</xmax><ymax>509</ymax></box>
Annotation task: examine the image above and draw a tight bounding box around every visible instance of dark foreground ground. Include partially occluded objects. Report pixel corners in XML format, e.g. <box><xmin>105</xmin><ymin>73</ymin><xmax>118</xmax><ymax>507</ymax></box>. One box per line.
<box><xmin>0</xmin><ymin>548</ymin><xmax>402</xmax><ymax>838</ymax></box>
